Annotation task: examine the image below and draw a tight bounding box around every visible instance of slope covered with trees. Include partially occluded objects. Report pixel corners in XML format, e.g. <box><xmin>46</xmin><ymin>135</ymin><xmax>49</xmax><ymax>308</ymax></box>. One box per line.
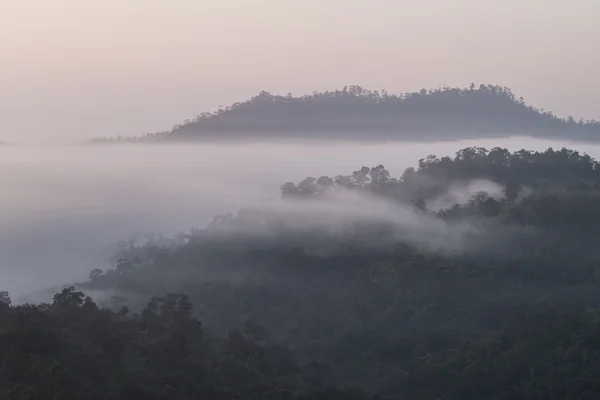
<box><xmin>92</xmin><ymin>85</ymin><xmax>600</xmax><ymax>143</ymax></box>
<box><xmin>0</xmin><ymin>288</ymin><xmax>374</xmax><ymax>399</ymax></box>
<box><xmin>6</xmin><ymin>147</ymin><xmax>600</xmax><ymax>398</ymax></box>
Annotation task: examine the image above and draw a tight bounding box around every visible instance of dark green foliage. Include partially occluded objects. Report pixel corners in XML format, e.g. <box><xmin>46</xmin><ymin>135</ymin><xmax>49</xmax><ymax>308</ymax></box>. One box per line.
<box><xmin>0</xmin><ymin>291</ymin><xmax>374</xmax><ymax>399</ymax></box>
<box><xmin>278</xmin><ymin>146</ymin><xmax>600</xmax><ymax>207</ymax></box>
<box><xmin>9</xmin><ymin>146</ymin><xmax>600</xmax><ymax>398</ymax></box>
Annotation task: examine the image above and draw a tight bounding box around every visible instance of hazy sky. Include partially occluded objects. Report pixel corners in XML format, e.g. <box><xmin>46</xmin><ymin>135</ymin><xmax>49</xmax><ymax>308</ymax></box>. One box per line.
<box><xmin>1</xmin><ymin>0</ymin><xmax>599</xmax><ymax>143</ymax></box>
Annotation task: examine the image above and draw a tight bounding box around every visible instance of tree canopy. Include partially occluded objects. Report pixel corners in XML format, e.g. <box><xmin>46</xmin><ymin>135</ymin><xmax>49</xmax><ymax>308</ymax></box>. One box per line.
<box><xmin>7</xmin><ymin>146</ymin><xmax>600</xmax><ymax>398</ymax></box>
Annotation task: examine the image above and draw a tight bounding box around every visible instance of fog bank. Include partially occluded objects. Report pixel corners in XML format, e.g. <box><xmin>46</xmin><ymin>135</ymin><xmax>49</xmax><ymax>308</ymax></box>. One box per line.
<box><xmin>1</xmin><ymin>136</ymin><xmax>598</xmax><ymax>300</ymax></box>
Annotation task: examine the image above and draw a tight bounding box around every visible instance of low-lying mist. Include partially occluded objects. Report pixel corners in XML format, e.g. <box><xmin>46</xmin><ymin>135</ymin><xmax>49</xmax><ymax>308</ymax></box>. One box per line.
<box><xmin>1</xmin><ymin>137</ymin><xmax>596</xmax><ymax>301</ymax></box>
<box><xmin>205</xmin><ymin>186</ymin><xmax>525</xmax><ymax>256</ymax></box>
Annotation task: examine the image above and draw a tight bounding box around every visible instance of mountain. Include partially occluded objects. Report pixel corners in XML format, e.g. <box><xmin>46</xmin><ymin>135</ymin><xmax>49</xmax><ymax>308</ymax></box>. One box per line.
<box><xmin>92</xmin><ymin>84</ymin><xmax>600</xmax><ymax>143</ymax></box>
<box><xmin>3</xmin><ymin>146</ymin><xmax>598</xmax><ymax>398</ymax></box>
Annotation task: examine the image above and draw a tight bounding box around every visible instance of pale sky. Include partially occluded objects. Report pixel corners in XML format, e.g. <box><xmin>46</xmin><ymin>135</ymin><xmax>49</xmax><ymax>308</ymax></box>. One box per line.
<box><xmin>1</xmin><ymin>0</ymin><xmax>599</xmax><ymax>143</ymax></box>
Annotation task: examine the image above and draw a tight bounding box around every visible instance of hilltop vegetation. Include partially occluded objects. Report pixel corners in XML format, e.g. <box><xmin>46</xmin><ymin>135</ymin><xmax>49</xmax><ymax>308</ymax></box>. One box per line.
<box><xmin>0</xmin><ymin>289</ymin><xmax>374</xmax><ymax>400</ymax></box>
<box><xmin>92</xmin><ymin>84</ymin><xmax>600</xmax><ymax>143</ymax></box>
<box><xmin>6</xmin><ymin>146</ymin><xmax>600</xmax><ymax>398</ymax></box>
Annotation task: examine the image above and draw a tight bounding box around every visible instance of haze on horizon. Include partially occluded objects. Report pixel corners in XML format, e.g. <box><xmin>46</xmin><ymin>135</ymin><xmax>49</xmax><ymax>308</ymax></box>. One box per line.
<box><xmin>1</xmin><ymin>0</ymin><xmax>599</xmax><ymax>144</ymax></box>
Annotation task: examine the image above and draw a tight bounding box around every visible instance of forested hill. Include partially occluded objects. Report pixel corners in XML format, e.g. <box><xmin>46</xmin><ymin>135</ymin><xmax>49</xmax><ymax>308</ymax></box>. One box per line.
<box><xmin>8</xmin><ymin>147</ymin><xmax>600</xmax><ymax>398</ymax></box>
<box><xmin>92</xmin><ymin>84</ymin><xmax>600</xmax><ymax>143</ymax></box>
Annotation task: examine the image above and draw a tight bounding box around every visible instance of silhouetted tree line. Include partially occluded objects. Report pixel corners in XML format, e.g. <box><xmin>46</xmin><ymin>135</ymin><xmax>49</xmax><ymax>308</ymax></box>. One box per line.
<box><xmin>90</xmin><ymin>131</ymin><xmax>170</xmax><ymax>144</ymax></box>
<box><xmin>280</xmin><ymin>146</ymin><xmax>600</xmax><ymax>207</ymax></box>
<box><xmin>9</xmin><ymin>147</ymin><xmax>600</xmax><ymax>398</ymax></box>
<box><xmin>0</xmin><ymin>287</ymin><xmax>376</xmax><ymax>399</ymax></box>
<box><xmin>91</xmin><ymin>84</ymin><xmax>600</xmax><ymax>143</ymax></box>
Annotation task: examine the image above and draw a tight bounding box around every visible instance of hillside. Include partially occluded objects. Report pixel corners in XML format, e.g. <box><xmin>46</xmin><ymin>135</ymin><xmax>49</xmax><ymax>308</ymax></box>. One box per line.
<box><xmin>6</xmin><ymin>146</ymin><xmax>600</xmax><ymax>398</ymax></box>
<box><xmin>92</xmin><ymin>84</ymin><xmax>600</xmax><ymax>143</ymax></box>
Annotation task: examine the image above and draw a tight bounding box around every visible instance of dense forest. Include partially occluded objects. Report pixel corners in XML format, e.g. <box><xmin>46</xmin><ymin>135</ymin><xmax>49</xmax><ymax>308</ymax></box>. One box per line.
<box><xmin>7</xmin><ymin>146</ymin><xmax>600</xmax><ymax>398</ymax></box>
<box><xmin>91</xmin><ymin>84</ymin><xmax>600</xmax><ymax>143</ymax></box>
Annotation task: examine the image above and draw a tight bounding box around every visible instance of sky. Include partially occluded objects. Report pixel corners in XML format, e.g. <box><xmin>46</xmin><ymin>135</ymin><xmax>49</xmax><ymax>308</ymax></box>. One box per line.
<box><xmin>1</xmin><ymin>0</ymin><xmax>599</xmax><ymax>143</ymax></box>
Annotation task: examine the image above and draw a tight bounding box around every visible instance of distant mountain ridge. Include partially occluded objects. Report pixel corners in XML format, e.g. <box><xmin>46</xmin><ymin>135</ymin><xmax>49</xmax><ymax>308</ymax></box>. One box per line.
<box><xmin>91</xmin><ymin>84</ymin><xmax>600</xmax><ymax>143</ymax></box>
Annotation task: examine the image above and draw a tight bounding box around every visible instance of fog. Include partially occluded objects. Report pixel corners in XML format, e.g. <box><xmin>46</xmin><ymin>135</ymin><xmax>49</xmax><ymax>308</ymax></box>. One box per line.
<box><xmin>2</xmin><ymin>136</ymin><xmax>599</xmax><ymax>300</ymax></box>
<box><xmin>206</xmin><ymin>183</ymin><xmax>516</xmax><ymax>257</ymax></box>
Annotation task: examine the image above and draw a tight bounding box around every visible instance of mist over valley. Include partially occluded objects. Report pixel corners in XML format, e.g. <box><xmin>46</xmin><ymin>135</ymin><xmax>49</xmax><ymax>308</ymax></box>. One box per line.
<box><xmin>0</xmin><ymin>136</ymin><xmax>595</xmax><ymax>299</ymax></box>
<box><xmin>4</xmin><ymin>1</ymin><xmax>600</xmax><ymax>395</ymax></box>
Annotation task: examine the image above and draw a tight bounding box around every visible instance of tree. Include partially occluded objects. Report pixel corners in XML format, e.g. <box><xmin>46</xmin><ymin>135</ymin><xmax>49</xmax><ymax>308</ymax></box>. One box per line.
<box><xmin>297</xmin><ymin>177</ymin><xmax>318</xmax><ymax>196</ymax></box>
<box><xmin>369</xmin><ymin>165</ymin><xmax>390</xmax><ymax>184</ymax></box>
<box><xmin>281</xmin><ymin>182</ymin><xmax>298</xmax><ymax>198</ymax></box>
<box><xmin>504</xmin><ymin>182</ymin><xmax>522</xmax><ymax>203</ymax></box>
<box><xmin>52</xmin><ymin>286</ymin><xmax>85</xmax><ymax>308</ymax></box>
<box><xmin>0</xmin><ymin>290</ymin><xmax>11</xmax><ymax>306</ymax></box>
<box><xmin>352</xmin><ymin>167</ymin><xmax>371</xmax><ymax>187</ymax></box>
<box><xmin>316</xmin><ymin>176</ymin><xmax>334</xmax><ymax>191</ymax></box>
<box><xmin>471</xmin><ymin>191</ymin><xmax>490</xmax><ymax>204</ymax></box>
<box><xmin>483</xmin><ymin>197</ymin><xmax>501</xmax><ymax>216</ymax></box>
